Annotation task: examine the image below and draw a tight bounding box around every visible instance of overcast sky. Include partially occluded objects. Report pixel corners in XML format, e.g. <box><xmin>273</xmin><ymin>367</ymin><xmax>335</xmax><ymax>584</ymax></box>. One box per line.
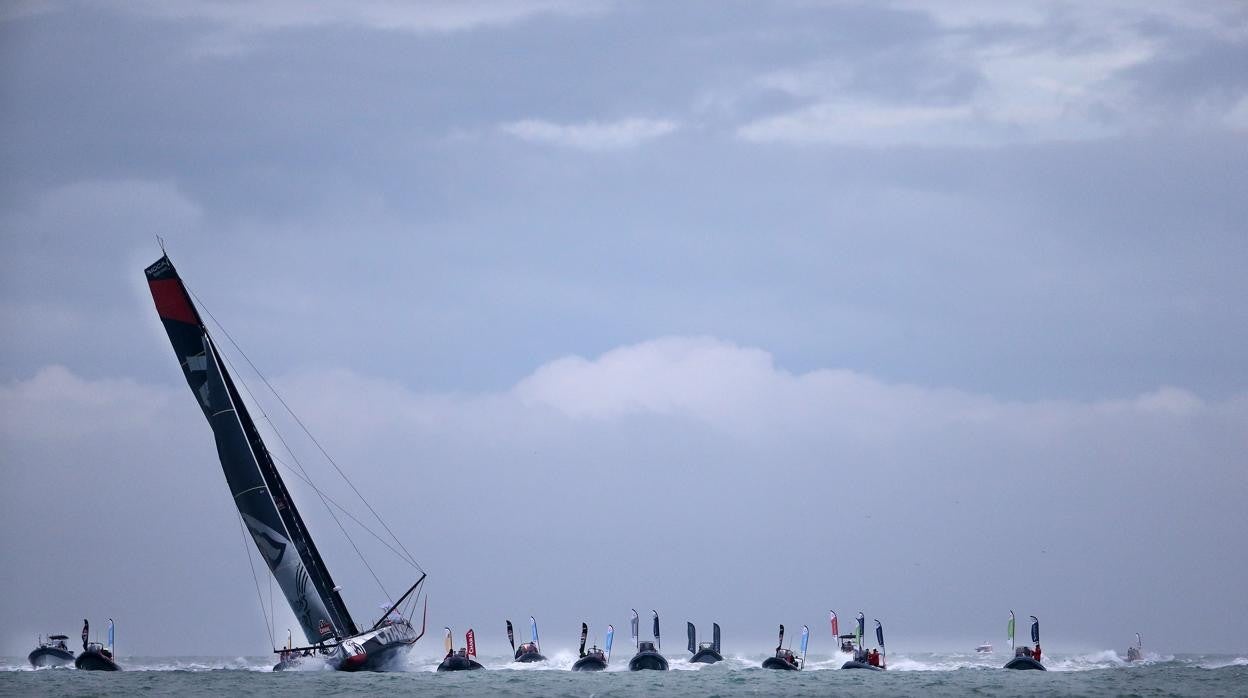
<box><xmin>1</xmin><ymin>1</ymin><xmax>1246</xmax><ymax>659</ymax></box>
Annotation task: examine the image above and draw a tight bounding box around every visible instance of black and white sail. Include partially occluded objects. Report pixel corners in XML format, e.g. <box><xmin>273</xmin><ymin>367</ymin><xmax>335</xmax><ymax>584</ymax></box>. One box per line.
<box><xmin>146</xmin><ymin>255</ymin><xmax>357</xmax><ymax>644</ymax></box>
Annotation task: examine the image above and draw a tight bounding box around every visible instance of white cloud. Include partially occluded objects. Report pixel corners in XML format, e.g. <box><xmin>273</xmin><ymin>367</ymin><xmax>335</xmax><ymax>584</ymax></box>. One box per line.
<box><xmin>1225</xmin><ymin>95</ymin><xmax>1248</xmax><ymax>132</ymax></box>
<box><xmin>115</xmin><ymin>0</ymin><xmax>605</xmax><ymax>34</ymax></box>
<box><xmin>738</xmin><ymin>102</ymin><xmax>990</xmax><ymax>147</ymax></box>
<box><xmin>500</xmin><ymin>117</ymin><xmax>680</xmax><ymax>150</ymax></box>
<box><xmin>737</xmin><ymin>3</ymin><xmax>1246</xmax><ymax>147</ymax></box>
<box><xmin>0</xmin><ymin>365</ymin><xmax>177</xmax><ymax>441</ymax></box>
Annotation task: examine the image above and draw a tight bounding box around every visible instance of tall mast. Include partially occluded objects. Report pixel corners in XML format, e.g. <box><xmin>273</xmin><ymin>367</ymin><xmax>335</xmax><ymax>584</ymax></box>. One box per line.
<box><xmin>146</xmin><ymin>254</ymin><xmax>358</xmax><ymax>642</ymax></box>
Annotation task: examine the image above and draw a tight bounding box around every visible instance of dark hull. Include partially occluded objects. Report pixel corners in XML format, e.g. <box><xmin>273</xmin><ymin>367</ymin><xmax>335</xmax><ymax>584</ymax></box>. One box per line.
<box><xmin>628</xmin><ymin>651</ymin><xmax>669</xmax><ymax>670</ymax></box>
<box><xmin>28</xmin><ymin>647</ymin><xmax>75</xmax><ymax>668</ymax></box>
<box><xmin>514</xmin><ymin>651</ymin><xmax>547</xmax><ymax>663</ymax></box>
<box><xmin>74</xmin><ymin>650</ymin><xmax>120</xmax><ymax>671</ymax></box>
<box><xmin>841</xmin><ymin>660</ymin><xmax>882</xmax><ymax>671</ymax></box>
<box><xmin>337</xmin><ymin>639</ymin><xmax>414</xmax><ymax>672</ymax></box>
<box><xmin>762</xmin><ymin>657</ymin><xmax>799</xmax><ymax>671</ymax></box>
<box><xmin>1004</xmin><ymin>656</ymin><xmax>1046</xmax><ymax>670</ymax></box>
<box><xmin>572</xmin><ymin>655</ymin><xmax>608</xmax><ymax>671</ymax></box>
<box><xmin>690</xmin><ymin>648</ymin><xmax>723</xmax><ymax>664</ymax></box>
<box><xmin>437</xmin><ymin>656</ymin><xmax>484</xmax><ymax>671</ymax></box>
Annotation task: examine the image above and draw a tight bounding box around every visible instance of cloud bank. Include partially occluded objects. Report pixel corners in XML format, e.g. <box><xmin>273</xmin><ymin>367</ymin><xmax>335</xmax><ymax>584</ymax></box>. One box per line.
<box><xmin>4</xmin><ymin>337</ymin><xmax>1245</xmax><ymax>654</ymax></box>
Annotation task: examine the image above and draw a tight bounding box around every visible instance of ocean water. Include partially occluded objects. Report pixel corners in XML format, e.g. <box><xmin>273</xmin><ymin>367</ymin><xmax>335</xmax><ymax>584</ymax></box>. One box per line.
<box><xmin>4</xmin><ymin>650</ymin><xmax>1246</xmax><ymax>696</ymax></box>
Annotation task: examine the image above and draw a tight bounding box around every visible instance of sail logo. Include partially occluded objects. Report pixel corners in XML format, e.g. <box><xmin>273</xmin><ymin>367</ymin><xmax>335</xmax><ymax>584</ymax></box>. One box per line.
<box><xmin>240</xmin><ymin>506</ymin><xmax>293</xmax><ymax>560</ymax></box>
<box><xmin>246</xmin><ymin>523</ymin><xmax>288</xmax><ymax>568</ymax></box>
<box><xmin>319</xmin><ymin>620</ymin><xmax>333</xmax><ymax>637</ymax></box>
<box><xmin>146</xmin><ymin>257</ymin><xmax>172</xmax><ymax>277</ymax></box>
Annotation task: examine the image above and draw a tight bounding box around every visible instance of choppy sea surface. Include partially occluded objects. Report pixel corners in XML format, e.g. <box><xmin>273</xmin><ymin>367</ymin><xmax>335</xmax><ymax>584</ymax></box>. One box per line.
<box><xmin>4</xmin><ymin>650</ymin><xmax>1246</xmax><ymax>696</ymax></box>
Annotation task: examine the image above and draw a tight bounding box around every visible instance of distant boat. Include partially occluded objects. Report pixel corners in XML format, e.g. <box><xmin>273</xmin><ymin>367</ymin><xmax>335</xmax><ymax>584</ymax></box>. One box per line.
<box><xmin>507</xmin><ymin>617</ymin><xmax>547</xmax><ymax>662</ymax></box>
<box><xmin>830</xmin><ymin>611</ymin><xmax>858</xmax><ymax>654</ymax></box>
<box><xmin>145</xmin><ymin>253</ymin><xmax>428</xmax><ymax>672</ymax></box>
<box><xmin>841</xmin><ymin>614</ymin><xmax>886</xmax><ymax>670</ymax></box>
<box><xmin>273</xmin><ymin>630</ymin><xmax>304</xmax><ymax>672</ymax></box>
<box><xmin>436</xmin><ymin>628</ymin><xmax>484</xmax><ymax>671</ymax></box>
<box><xmin>74</xmin><ymin>619</ymin><xmax>120</xmax><ymax>671</ymax></box>
<box><xmin>571</xmin><ymin>622</ymin><xmax>612</xmax><ymax>671</ymax></box>
<box><xmin>976</xmin><ymin>643</ymin><xmax>994</xmax><ymax>653</ymax></box>
<box><xmin>761</xmin><ymin>624</ymin><xmax>807</xmax><ymax>670</ymax></box>
<box><xmin>1126</xmin><ymin>633</ymin><xmax>1142</xmax><ymax>662</ymax></box>
<box><xmin>1003</xmin><ymin>612</ymin><xmax>1045</xmax><ymax>670</ymax></box>
<box><xmin>27</xmin><ymin>634</ymin><xmax>74</xmax><ymax>668</ymax></box>
<box><xmin>687</xmin><ymin>622</ymin><xmax>723</xmax><ymax>664</ymax></box>
<box><xmin>628</xmin><ymin>609</ymin><xmax>669</xmax><ymax>670</ymax></box>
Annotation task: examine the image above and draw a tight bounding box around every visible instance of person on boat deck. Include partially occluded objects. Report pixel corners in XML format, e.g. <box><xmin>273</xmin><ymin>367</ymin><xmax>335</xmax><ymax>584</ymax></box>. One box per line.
<box><xmin>1032</xmin><ymin>644</ymin><xmax>1042</xmax><ymax>661</ymax></box>
<box><xmin>869</xmin><ymin>649</ymin><xmax>880</xmax><ymax>667</ymax></box>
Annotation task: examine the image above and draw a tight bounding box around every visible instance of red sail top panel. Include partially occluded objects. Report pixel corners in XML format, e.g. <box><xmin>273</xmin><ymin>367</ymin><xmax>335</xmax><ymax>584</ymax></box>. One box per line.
<box><xmin>149</xmin><ymin>278</ymin><xmax>200</xmax><ymax>325</ymax></box>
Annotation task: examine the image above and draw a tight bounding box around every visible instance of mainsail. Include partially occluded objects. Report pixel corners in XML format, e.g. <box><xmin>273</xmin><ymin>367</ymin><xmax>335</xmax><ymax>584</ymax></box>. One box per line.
<box><xmin>145</xmin><ymin>255</ymin><xmax>356</xmax><ymax>644</ymax></box>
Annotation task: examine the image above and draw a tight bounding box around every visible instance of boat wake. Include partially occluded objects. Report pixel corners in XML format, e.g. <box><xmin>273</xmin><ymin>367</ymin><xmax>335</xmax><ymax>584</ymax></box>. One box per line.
<box><xmin>6</xmin><ymin>651</ymin><xmax>1245</xmax><ymax>673</ymax></box>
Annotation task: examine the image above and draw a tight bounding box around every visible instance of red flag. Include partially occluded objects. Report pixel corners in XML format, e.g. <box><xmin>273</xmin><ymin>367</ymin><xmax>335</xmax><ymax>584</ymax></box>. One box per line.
<box><xmin>466</xmin><ymin>629</ymin><xmax>477</xmax><ymax>658</ymax></box>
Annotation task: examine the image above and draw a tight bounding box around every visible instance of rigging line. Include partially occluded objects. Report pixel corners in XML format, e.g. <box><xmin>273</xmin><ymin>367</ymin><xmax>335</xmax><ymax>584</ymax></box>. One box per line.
<box><xmin>268</xmin><ymin>451</ymin><xmax>415</xmax><ymax>568</ymax></box>
<box><xmin>188</xmin><ymin>287</ymin><xmax>422</xmax><ymax>572</ymax></box>
<box><xmin>213</xmin><ymin>336</ymin><xmax>395</xmax><ymax>607</ymax></box>
<box><xmin>236</xmin><ymin>510</ymin><xmax>276</xmax><ymax>650</ymax></box>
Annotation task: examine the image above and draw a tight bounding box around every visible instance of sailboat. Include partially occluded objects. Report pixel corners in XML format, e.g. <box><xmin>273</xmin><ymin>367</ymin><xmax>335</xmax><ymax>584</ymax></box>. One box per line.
<box><xmin>687</xmin><ymin>621</ymin><xmax>723</xmax><ymax>663</ymax></box>
<box><xmin>1126</xmin><ymin>633</ymin><xmax>1142</xmax><ymax>662</ymax></box>
<box><xmin>507</xmin><ymin>617</ymin><xmax>546</xmax><ymax>662</ymax></box>
<box><xmin>628</xmin><ymin>609</ymin><xmax>668</xmax><ymax>670</ymax></box>
<box><xmin>761</xmin><ymin>624</ymin><xmax>808</xmax><ymax>670</ymax></box>
<box><xmin>840</xmin><ymin>613</ymin><xmax>885</xmax><ymax>670</ymax></box>
<box><xmin>571</xmin><ymin>622</ymin><xmax>613</xmax><ymax>671</ymax></box>
<box><xmin>145</xmin><ymin>254</ymin><xmax>427</xmax><ymax>672</ymax></box>
<box><xmin>1003</xmin><ymin>611</ymin><xmax>1045</xmax><ymax>670</ymax></box>
<box><xmin>437</xmin><ymin>628</ymin><xmax>484</xmax><ymax>671</ymax></box>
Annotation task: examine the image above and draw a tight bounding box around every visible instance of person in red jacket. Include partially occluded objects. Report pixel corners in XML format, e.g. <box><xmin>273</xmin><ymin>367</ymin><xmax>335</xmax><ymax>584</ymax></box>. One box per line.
<box><xmin>868</xmin><ymin>649</ymin><xmax>880</xmax><ymax>667</ymax></box>
<box><xmin>1032</xmin><ymin>644</ymin><xmax>1042</xmax><ymax>661</ymax></box>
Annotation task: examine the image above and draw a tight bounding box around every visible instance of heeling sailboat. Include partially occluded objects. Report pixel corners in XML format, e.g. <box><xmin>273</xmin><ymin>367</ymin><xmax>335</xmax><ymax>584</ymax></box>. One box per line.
<box><xmin>144</xmin><ymin>254</ymin><xmax>427</xmax><ymax>672</ymax></box>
